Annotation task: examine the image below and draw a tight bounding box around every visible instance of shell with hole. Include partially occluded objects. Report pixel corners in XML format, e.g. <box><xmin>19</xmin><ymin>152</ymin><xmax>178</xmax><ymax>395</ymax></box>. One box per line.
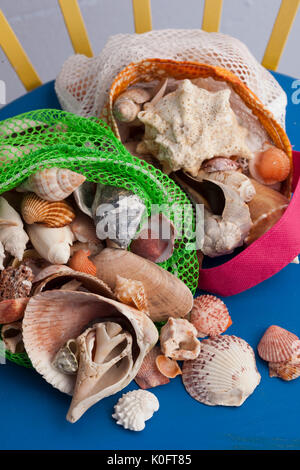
<box><xmin>22</xmin><ymin>290</ymin><xmax>158</xmax><ymax>422</ymax></box>
<box><xmin>160</xmin><ymin>318</ymin><xmax>200</xmax><ymax>360</ymax></box>
<box><xmin>92</xmin><ymin>248</ymin><xmax>194</xmax><ymax>322</ymax></box>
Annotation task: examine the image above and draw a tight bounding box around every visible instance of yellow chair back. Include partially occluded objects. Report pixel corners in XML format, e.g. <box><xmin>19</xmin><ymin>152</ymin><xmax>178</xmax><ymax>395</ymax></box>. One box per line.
<box><xmin>0</xmin><ymin>0</ymin><xmax>299</xmax><ymax>93</ymax></box>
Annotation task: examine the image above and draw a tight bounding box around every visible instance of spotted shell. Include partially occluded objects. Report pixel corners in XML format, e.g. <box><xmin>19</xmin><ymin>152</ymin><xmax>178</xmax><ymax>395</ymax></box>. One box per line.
<box><xmin>68</xmin><ymin>249</ymin><xmax>97</xmax><ymax>276</ymax></box>
<box><xmin>21</xmin><ymin>193</ymin><xmax>75</xmax><ymax>227</ymax></box>
<box><xmin>190</xmin><ymin>295</ymin><xmax>232</xmax><ymax>337</ymax></box>
<box><xmin>115</xmin><ymin>275</ymin><xmax>148</xmax><ymax>313</ymax></box>
<box><xmin>182</xmin><ymin>335</ymin><xmax>261</xmax><ymax>407</ymax></box>
<box><xmin>269</xmin><ymin>360</ymin><xmax>300</xmax><ymax>381</ymax></box>
<box><xmin>257</xmin><ymin>325</ymin><xmax>300</xmax><ymax>363</ymax></box>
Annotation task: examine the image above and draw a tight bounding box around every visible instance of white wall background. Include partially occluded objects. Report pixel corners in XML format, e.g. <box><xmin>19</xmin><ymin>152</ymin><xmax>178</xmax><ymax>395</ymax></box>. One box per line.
<box><xmin>0</xmin><ymin>0</ymin><xmax>299</xmax><ymax>104</ymax></box>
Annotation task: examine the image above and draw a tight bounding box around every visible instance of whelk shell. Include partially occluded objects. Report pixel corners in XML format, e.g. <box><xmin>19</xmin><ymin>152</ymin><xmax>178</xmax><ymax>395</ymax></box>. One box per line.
<box><xmin>190</xmin><ymin>295</ymin><xmax>232</xmax><ymax>337</ymax></box>
<box><xmin>17</xmin><ymin>167</ymin><xmax>86</xmax><ymax>202</ymax></box>
<box><xmin>257</xmin><ymin>325</ymin><xmax>300</xmax><ymax>363</ymax></box>
<box><xmin>160</xmin><ymin>318</ymin><xmax>200</xmax><ymax>361</ymax></box>
<box><xmin>92</xmin><ymin>248</ymin><xmax>193</xmax><ymax>322</ymax></box>
<box><xmin>112</xmin><ymin>389</ymin><xmax>159</xmax><ymax>432</ymax></box>
<box><xmin>135</xmin><ymin>346</ymin><xmax>170</xmax><ymax>389</ymax></box>
<box><xmin>182</xmin><ymin>335</ymin><xmax>261</xmax><ymax>407</ymax></box>
<box><xmin>21</xmin><ymin>193</ymin><xmax>75</xmax><ymax>227</ymax></box>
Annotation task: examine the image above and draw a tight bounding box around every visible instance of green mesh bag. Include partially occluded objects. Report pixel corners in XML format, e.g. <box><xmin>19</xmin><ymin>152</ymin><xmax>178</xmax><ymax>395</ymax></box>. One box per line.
<box><xmin>0</xmin><ymin>109</ymin><xmax>199</xmax><ymax>368</ymax></box>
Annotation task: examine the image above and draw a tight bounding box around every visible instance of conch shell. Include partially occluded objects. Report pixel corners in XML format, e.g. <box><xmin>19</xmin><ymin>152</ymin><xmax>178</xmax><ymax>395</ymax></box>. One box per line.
<box><xmin>22</xmin><ymin>291</ymin><xmax>158</xmax><ymax>417</ymax></box>
<box><xmin>21</xmin><ymin>193</ymin><xmax>75</xmax><ymax>227</ymax></box>
<box><xmin>92</xmin><ymin>248</ymin><xmax>193</xmax><ymax>321</ymax></box>
<box><xmin>17</xmin><ymin>167</ymin><xmax>86</xmax><ymax>201</ymax></box>
<box><xmin>0</xmin><ymin>196</ymin><xmax>29</xmax><ymax>263</ymax></box>
<box><xmin>26</xmin><ymin>223</ymin><xmax>74</xmax><ymax>264</ymax></box>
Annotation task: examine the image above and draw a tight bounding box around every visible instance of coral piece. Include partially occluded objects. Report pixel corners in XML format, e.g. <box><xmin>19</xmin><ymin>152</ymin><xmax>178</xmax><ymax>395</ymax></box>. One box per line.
<box><xmin>190</xmin><ymin>295</ymin><xmax>232</xmax><ymax>337</ymax></box>
<box><xmin>68</xmin><ymin>249</ymin><xmax>97</xmax><ymax>276</ymax></box>
<box><xmin>182</xmin><ymin>335</ymin><xmax>261</xmax><ymax>406</ymax></box>
<box><xmin>135</xmin><ymin>346</ymin><xmax>170</xmax><ymax>389</ymax></box>
<box><xmin>27</xmin><ymin>223</ymin><xmax>74</xmax><ymax>264</ymax></box>
<box><xmin>21</xmin><ymin>193</ymin><xmax>75</xmax><ymax>227</ymax></box>
<box><xmin>155</xmin><ymin>355</ymin><xmax>182</xmax><ymax>378</ymax></box>
<box><xmin>1</xmin><ymin>321</ymin><xmax>25</xmax><ymax>354</ymax></box>
<box><xmin>137</xmin><ymin>79</ymin><xmax>252</xmax><ymax>176</ymax></box>
<box><xmin>17</xmin><ymin>167</ymin><xmax>86</xmax><ymax>202</ymax></box>
<box><xmin>112</xmin><ymin>389</ymin><xmax>159</xmax><ymax>431</ymax></box>
<box><xmin>257</xmin><ymin>325</ymin><xmax>300</xmax><ymax>363</ymax></box>
<box><xmin>160</xmin><ymin>318</ymin><xmax>200</xmax><ymax>360</ymax></box>
<box><xmin>0</xmin><ymin>265</ymin><xmax>34</xmax><ymax>299</ymax></box>
<box><xmin>115</xmin><ymin>275</ymin><xmax>148</xmax><ymax>313</ymax></box>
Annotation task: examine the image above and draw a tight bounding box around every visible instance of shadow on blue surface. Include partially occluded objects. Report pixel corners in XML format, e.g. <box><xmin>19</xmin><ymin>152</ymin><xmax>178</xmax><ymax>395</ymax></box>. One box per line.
<box><xmin>0</xmin><ymin>72</ymin><xmax>300</xmax><ymax>450</ymax></box>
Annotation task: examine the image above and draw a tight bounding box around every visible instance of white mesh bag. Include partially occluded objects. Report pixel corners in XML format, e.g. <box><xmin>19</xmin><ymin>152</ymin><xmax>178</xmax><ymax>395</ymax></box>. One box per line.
<box><xmin>55</xmin><ymin>29</ymin><xmax>287</xmax><ymax>128</ymax></box>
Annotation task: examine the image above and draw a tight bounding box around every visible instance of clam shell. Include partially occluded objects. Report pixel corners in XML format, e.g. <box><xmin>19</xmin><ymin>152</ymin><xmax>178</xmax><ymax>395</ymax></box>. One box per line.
<box><xmin>68</xmin><ymin>249</ymin><xmax>97</xmax><ymax>276</ymax></box>
<box><xmin>257</xmin><ymin>325</ymin><xmax>300</xmax><ymax>363</ymax></box>
<box><xmin>21</xmin><ymin>193</ymin><xmax>75</xmax><ymax>227</ymax></box>
<box><xmin>155</xmin><ymin>355</ymin><xmax>182</xmax><ymax>379</ymax></box>
<box><xmin>190</xmin><ymin>295</ymin><xmax>232</xmax><ymax>337</ymax></box>
<box><xmin>135</xmin><ymin>346</ymin><xmax>170</xmax><ymax>389</ymax></box>
<box><xmin>112</xmin><ymin>389</ymin><xmax>159</xmax><ymax>431</ymax></box>
<box><xmin>92</xmin><ymin>248</ymin><xmax>193</xmax><ymax>322</ymax></box>
<box><xmin>17</xmin><ymin>168</ymin><xmax>86</xmax><ymax>202</ymax></box>
<box><xmin>22</xmin><ymin>290</ymin><xmax>158</xmax><ymax>396</ymax></box>
<box><xmin>182</xmin><ymin>335</ymin><xmax>261</xmax><ymax>406</ymax></box>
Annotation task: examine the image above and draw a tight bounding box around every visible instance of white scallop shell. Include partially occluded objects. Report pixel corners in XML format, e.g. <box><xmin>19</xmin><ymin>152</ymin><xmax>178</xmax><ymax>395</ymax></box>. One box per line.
<box><xmin>182</xmin><ymin>335</ymin><xmax>261</xmax><ymax>407</ymax></box>
<box><xmin>112</xmin><ymin>390</ymin><xmax>159</xmax><ymax>431</ymax></box>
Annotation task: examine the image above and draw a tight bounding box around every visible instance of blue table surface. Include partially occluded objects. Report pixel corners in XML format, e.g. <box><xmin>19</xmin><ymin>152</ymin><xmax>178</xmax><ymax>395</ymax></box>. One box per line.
<box><xmin>0</xmin><ymin>72</ymin><xmax>300</xmax><ymax>451</ymax></box>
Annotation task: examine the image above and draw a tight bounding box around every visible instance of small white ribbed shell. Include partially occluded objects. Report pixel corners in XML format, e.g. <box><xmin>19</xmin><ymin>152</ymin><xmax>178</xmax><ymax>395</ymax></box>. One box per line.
<box><xmin>112</xmin><ymin>390</ymin><xmax>159</xmax><ymax>431</ymax></box>
<box><xmin>182</xmin><ymin>335</ymin><xmax>261</xmax><ymax>407</ymax></box>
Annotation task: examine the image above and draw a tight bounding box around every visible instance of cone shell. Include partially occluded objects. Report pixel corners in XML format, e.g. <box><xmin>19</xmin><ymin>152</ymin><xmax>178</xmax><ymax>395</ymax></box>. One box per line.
<box><xmin>115</xmin><ymin>275</ymin><xmax>148</xmax><ymax>313</ymax></box>
<box><xmin>135</xmin><ymin>345</ymin><xmax>170</xmax><ymax>389</ymax></box>
<box><xmin>269</xmin><ymin>361</ymin><xmax>300</xmax><ymax>381</ymax></box>
<box><xmin>68</xmin><ymin>249</ymin><xmax>97</xmax><ymax>276</ymax></box>
<box><xmin>155</xmin><ymin>355</ymin><xmax>182</xmax><ymax>379</ymax></box>
<box><xmin>182</xmin><ymin>335</ymin><xmax>261</xmax><ymax>406</ymax></box>
<box><xmin>92</xmin><ymin>248</ymin><xmax>193</xmax><ymax>322</ymax></box>
<box><xmin>257</xmin><ymin>325</ymin><xmax>300</xmax><ymax>363</ymax></box>
<box><xmin>190</xmin><ymin>295</ymin><xmax>232</xmax><ymax>337</ymax></box>
<box><xmin>17</xmin><ymin>168</ymin><xmax>86</xmax><ymax>202</ymax></box>
<box><xmin>21</xmin><ymin>193</ymin><xmax>75</xmax><ymax>227</ymax></box>
<box><xmin>245</xmin><ymin>180</ymin><xmax>289</xmax><ymax>245</ymax></box>
<box><xmin>103</xmin><ymin>58</ymin><xmax>292</xmax><ymax>197</ymax></box>
<box><xmin>22</xmin><ymin>290</ymin><xmax>158</xmax><ymax>395</ymax></box>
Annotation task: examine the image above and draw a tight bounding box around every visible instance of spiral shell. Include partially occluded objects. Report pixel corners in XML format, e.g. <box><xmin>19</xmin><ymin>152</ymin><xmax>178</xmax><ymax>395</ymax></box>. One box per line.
<box><xmin>112</xmin><ymin>390</ymin><xmax>159</xmax><ymax>431</ymax></box>
<box><xmin>115</xmin><ymin>275</ymin><xmax>148</xmax><ymax>313</ymax></box>
<box><xmin>21</xmin><ymin>193</ymin><xmax>75</xmax><ymax>227</ymax></box>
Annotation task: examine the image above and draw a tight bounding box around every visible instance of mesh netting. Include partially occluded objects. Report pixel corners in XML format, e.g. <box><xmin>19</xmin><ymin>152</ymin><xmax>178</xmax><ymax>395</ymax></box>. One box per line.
<box><xmin>0</xmin><ymin>109</ymin><xmax>199</xmax><ymax>367</ymax></box>
<box><xmin>55</xmin><ymin>29</ymin><xmax>287</xmax><ymax>128</ymax></box>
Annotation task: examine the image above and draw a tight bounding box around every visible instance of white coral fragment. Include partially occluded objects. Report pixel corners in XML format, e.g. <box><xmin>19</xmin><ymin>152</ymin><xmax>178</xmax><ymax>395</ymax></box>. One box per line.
<box><xmin>137</xmin><ymin>79</ymin><xmax>252</xmax><ymax>175</ymax></box>
<box><xmin>112</xmin><ymin>389</ymin><xmax>159</xmax><ymax>431</ymax></box>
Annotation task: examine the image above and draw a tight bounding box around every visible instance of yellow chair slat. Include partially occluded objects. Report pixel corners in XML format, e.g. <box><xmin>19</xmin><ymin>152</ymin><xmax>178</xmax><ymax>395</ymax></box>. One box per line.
<box><xmin>0</xmin><ymin>9</ymin><xmax>42</xmax><ymax>91</ymax></box>
<box><xmin>58</xmin><ymin>0</ymin><xmax>93</xmax><ymax>57</ymax></box>
<box><xmin>262</xmin><ymin>0</ymin><xmax>300</xmax><ymax>71</ymax></box>
<box><xmin>202</xmin><ymin>0</ymin><xmax>223</xmax><ymax>32</ymax></box>
<box><xmin>132</xmin><ymin>0</ymin><xmax>152</xmax><ymax>34</ymax></box>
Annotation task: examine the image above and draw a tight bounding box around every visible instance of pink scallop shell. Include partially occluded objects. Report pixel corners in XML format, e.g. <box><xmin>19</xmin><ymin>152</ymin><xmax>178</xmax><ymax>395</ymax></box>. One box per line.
<box><xmin>257</xmin><ymin>325</ymin><xmax>300</xmax><ymax>363</ymax></box>
<box><xmin>190</xmin><ymin>295</ymin><xmax>232</xmax><ymax>337</ymax></box>
<box><xmin>135</xmin><ymin>345</ymin><xmax>170</xmax><ymax>389</ymax></box>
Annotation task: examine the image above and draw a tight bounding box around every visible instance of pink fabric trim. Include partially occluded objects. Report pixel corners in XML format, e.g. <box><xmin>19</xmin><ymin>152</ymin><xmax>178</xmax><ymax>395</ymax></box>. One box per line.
<box><xmin>198</xmin><ymin>151</ymin><xmax>300</xmax><ymax>296</ymax></box>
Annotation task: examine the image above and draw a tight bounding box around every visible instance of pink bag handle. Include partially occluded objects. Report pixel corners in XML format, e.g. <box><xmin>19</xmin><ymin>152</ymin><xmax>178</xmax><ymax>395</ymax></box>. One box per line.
<box><xmin>198</xmin><ymin>151</ymin><xmax>300</xmax><ymax>296</ymax></box>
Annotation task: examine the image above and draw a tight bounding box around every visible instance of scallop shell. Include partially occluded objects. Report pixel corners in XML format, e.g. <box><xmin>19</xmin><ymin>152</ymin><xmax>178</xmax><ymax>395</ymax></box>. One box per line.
<box><xmin>68</xmin><ymin>249</ymin><xmax>97</xmax><ymax>276</ymax></box>
<box><xmin>21</xmin><ymin>193</ymin><xmax>75</xmax><ymax>227</ymax></box>
<box><xmin>0</xmin><ymin>298</ymin><xmax>29</xmax><ymax>323</ymax></box>
<box><xmin>269</xmin><ymin>361</ymin><xmax>300</xmax><ymax>381</ymax></box>
<box><xmin>155</xmin><ymin>355</ymin><xmax>182</xmax><ymax>379</ymax></box>
<box><xmin>160</xmin><ymin>318</ymin><xmax>200</xmax><ymax>361</ymax></box>
<box><xmin>17</xmin><ymin>168</ymin><xmax>86</xmax><ymax>202</ymax></box>
<box><xmin>135</xmin><ymin>346</ymin><xmax>170</xmax><ymax>389</ymax></box>
<box><xmin>257</xmin><ymin>325</ymin><xmax>300</xmax><ymax>363</ymax></box>
<box><xmin>92</xmin><ymin>248</ymin><xmax>193</xmax><ymax>322</ymax></box>
<box><xmin>190</xmin><ymin>295</ymin><xmax>232</xmax><ymax>337</ymax></box>
<box><xmin>182</xmin><ymin>335</ymin><xmax>261</xmax><ymax>406</ymax></box>
<box><xmin>112</xmin><ymin>389</ymin><xmax>159</xmax><ymax>431</ymax></box>
<box><xmin>115</xmin><ymin>275</ymin><xmax>148</xmax><ymax>313</ymax></box>
<box><xmin>22</xmin><ymin>291</ymin><xmax>158</xmax><ymax>400</ymax></box>
<box><xmin>1</xmin><ymin>321</ymin><xmax>24</xmax><ymax>354</ymax></box>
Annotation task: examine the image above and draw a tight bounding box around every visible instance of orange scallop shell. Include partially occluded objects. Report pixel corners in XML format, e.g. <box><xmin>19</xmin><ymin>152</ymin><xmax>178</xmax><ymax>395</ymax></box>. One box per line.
<box><xmin>269</xmin><ymin>360</ymin><xmax>300</xmax><ymax>381</ymax></box>
<box><xmin>190</xmin><ymin>295</ymin><xmax>232</xmax><ymax>337</ymax></box>
<box><xmin>68</xmin><ymin>249</ymin><xmax>97</xmax><ymax>276</ymax></box>
<box><xmin>21</xmin><ymin>193</ymin><xmax>75</xmax><ymax>227</ymax></box>
<box><xmin>257</xmin><ymin>325</ymin><xmax>300</xmax><ymax>363</ymax></box>
<box><xmin>114</xmin><ymin>275</ymin><xmax>149</xmax><ymax>314</ymax></box>
<box><xmin>102</xmin><ymin>58</ymin><xmax>292</xmax><ymax>197</ymax></box>
<box><xmin>155</xmin><ymin>355</ymin><xmax>182</xmax><ymax>379</ymax></box>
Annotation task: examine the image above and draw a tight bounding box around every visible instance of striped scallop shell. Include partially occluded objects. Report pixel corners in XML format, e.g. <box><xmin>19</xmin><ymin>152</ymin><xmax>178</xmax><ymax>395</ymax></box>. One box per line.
<box><xmin>257</xmin><ymin>325</ymin><xmax>300</xmax><ymax>363</ymax></box>
<box><xmin>21</xmin><ymin>193</ymin><xmax>75</xmax><ymax>227</ymax></box>
<box><xmin>115</xmin><ymin>275</ymin><xmax>148</xmax><ymax>313</ymax></box>
<box><xmin>182</xmin><ymin>335</ymin><xmax>261</xmax><ymax>407</ymax></box>
<box><xmin>269</xmin><ymin>360</ymin><xmax>300</xmax><ymax>381</ymax></box>
<box><xmin>17</xmin><ymin>168</ymin><xmax>86</xmax><ymax>201</ymax></box>
<box><xmin>190</xmin><ymin>295</ymin><xmax>232</xmax><ymax>337</ymax></box>
<box><xmin>68</xmin><ymin>249</ymin><xmax>97</xmax><ymax>276</ymax></box>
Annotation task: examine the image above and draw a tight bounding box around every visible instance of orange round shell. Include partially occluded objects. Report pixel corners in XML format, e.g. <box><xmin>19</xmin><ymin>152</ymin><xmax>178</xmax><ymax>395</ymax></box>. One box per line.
<box><xmin>250</xmin><ymin>145</ymin><xmax>291</xmax><ymax>185</ymax></box>
<box><xmin>257</xmin><ymin>325</ymin><xmax>300</xmax><ymax>363</ymax></box>
<box><xmin>68</xmin><ymin>249</ymin><xmax>97</xmax><ymax>277</ymax></box>
<box><xmin>155</xmin><ymin>355</ymin><xmax>182</xmax><ymax>379</ymax></box>
<box><xmin>103</xmin><ymin>58</ymin><xmax>292</xmax><ymax>197</ymax></box>
<box><xmin>21</xmin><ymin>193</ymin><xmax>75</xmax><ymax>227</ymax></box>
<box><xmin>114</xmin><ymin>275</ymin><xmax>148</xmax><ymax>313</ymax></box>
<box><xmin>190</xmin><ymin>295</ymin><xmax>232</xmax><ymax>337</ymax></box>
<box><xmin>135</xmin><ymin>346</ymin><xmax>170</xmax><ymax>389</ymax></box>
